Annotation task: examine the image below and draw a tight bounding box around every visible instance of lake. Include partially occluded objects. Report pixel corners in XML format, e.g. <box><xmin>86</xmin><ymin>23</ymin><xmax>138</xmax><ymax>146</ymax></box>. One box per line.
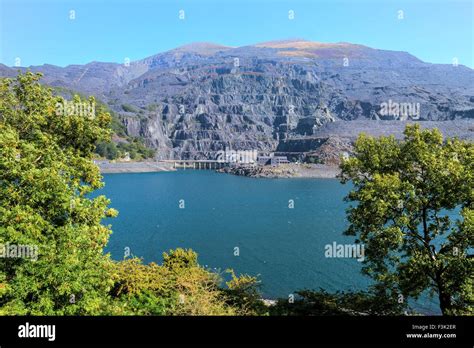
<box><xmin>97</xmin><ymin>170</ymin><xmax>439</xmax><ymax>314</ymax></box>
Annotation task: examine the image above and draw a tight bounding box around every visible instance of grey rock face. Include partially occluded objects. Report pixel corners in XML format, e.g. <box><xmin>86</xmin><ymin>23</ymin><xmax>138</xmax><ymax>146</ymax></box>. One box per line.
<box><xmin>2</xmin><ymin>40</ymin><xmax>473</xmax><ymax>160</ymax></box>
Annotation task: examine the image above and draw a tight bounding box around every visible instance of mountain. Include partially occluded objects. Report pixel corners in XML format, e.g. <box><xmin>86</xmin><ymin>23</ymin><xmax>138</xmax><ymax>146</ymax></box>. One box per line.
<box><xmin>2</xmin><ymin>40</ymin><xmax>473</xmax><ymax>160</ymax></box>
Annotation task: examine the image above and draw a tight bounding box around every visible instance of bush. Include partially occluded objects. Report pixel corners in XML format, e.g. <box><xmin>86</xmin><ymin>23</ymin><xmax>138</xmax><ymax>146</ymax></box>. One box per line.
<box><xmin>96</xmin><ymin>141</ymin><xmax>120</xmax><ymax>160</ymax></box>
<box><xmin>121</xmin><ymin>104</ymin><xmax>139</xmax><ymax>113</ymax></box>
<box><xmin>109</xmin><ymin>249</ymin><xmax>242</xmax><ymax>316</ymax></box>
<box><xmin>270</xmin><ymin>288</ymin><xmax>407</xmax><ymax>316</ymax></box>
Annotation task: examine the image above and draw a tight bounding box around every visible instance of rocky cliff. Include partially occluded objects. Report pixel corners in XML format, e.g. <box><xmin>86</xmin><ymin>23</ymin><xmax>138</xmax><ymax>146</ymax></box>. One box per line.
<box><xmin>2</xmin><ymin>40</ymin><xmax>473</xmax><ymax>161</ymax></box>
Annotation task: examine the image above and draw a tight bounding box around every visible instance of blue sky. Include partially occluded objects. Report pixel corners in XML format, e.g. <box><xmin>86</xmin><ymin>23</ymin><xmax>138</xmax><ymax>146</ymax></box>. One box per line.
<box><xmin>1</xmin><ymin>0</ymin><xmax>472</xmax><ymax>68</ymax></box>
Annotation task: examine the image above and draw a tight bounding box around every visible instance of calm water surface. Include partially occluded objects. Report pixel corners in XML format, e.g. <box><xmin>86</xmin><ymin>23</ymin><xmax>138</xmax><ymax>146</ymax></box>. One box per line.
<box><xmin>96</xmin><ymin>170</ymin><xmax>439</xmax><ymax>314</ymax></box>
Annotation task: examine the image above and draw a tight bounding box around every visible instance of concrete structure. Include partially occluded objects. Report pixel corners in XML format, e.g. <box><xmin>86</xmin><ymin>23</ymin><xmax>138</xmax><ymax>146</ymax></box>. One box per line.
<box><xmin>160</xmin><ymin>160</ymin><xmax>227</xmax><ymax>170</ymax></box>
<box><xmin>257</xmin><ymin>154</ymin><xmax>289</xmax><ymax>166</ymax></box>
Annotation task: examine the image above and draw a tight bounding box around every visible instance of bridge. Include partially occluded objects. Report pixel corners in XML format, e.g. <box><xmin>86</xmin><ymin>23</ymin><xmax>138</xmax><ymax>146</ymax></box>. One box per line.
<box><xmin>157</xmin><ymin>148</ymin><xmax>301</xmax><ymax>170</ymax></box>
<box><xmin>159</xmin><ymin>159</ymin><xmax>228</xmax><ymax>170</ymax></box>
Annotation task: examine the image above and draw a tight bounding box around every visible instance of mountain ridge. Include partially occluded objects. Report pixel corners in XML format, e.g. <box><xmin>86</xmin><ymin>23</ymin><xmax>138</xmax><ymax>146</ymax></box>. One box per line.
<box><xmin>1</xmin><ymin>40</ymin><xmax>472</xmax><ymax>161</ymax></box>
<box><xmin>3</xmin><ymin>39</ymin><xmax>461</xmax><ymax>70</ymax></box>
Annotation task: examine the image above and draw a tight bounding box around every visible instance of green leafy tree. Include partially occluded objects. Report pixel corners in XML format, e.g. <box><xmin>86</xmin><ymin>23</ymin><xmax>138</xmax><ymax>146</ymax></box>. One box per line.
<box><xmin>0</xmin><ymin>72</ymin><xmax>117</xmax><ymax>314</ymax></box>
<box><xmin>96</xmin><ymin>141</ymin><xmax>120</xmax><ymax>160</ymax></box>
<box><xmin>340</xmin><ymin>125</ymin><xmax>473</xmax><ymax>315</ymax></box>
<box><xmin>0</xmin><ymin>72</ymin><xmax>263</xmax><ymax>316</ymax></box>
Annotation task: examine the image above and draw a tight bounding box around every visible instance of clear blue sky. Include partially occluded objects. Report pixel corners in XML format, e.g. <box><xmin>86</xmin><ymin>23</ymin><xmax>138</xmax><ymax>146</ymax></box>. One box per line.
<box><xmin>1</xmin><ymin>0</ymin><xmax>472</xmax><ymax>68</ymax></box>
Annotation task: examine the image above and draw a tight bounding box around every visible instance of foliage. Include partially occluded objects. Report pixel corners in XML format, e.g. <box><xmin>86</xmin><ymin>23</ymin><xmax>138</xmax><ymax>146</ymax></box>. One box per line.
<box><xmin>270</xmin><ymin>286</ymin><xmax>407</xmax><ymax>316</ymax></box>
<box><xmin>11</xmin><ymin>73</ymin><xmax>467</xmax><ymax>317</ymax></box>
<box><xmin>339</xmin><ymin>124</ymin><xmax>474</xmax><ymax>315</ymax></box>
<box><xmin>95</xmin><ymin>141</ymin><xmax>120</xmax><ymax>160</ymax></box>
<box><xmin>95</xmin><ymin>136</ymin><xmax>155</xmax><ymax>161</ymax></box>
<box><xmin>0</xmin><ymin>73</ymin><xmax>261</xmax><ymax>316</ymax></box>
<box><xmin>147</xmin><ymin>103</ymin><xmax>159</xmax><ymax>112</ymax></box>
<box><xmin>51</xmin><ymin>88</ymin><xmax>155</xmax><ymax>161</ymax></box>
<box><xmin>94</xmin><ymin>122</ymin><xmax>155</xmax><ymax>161</ymax></box>
<box><xmin>109</xmin><ymin>113</ymin><xmax>127</xmax><ymax>137</ymax></box>
<box><xmin>121</xmin><ymin>104</ymin><xmax>139</xmax><ymax>113</ymax></box>
<box><xmin>0</xmin><ymin>72</ymin><xmax>117</xmax><ymax>314</ymax></box>
<box><xmin>116</xmin><ymin>138</ymin><xmax>155</xmax><ymax>160</ymax></box>
<box><xmin>109</xmin><ymin>250</ymin><xmax>238</xmax><ymax>315</ymax></box>
<box><xmin>223</xmin><ymin>270</ymin><xmax>267</xmax><ymax>315</ymax></box>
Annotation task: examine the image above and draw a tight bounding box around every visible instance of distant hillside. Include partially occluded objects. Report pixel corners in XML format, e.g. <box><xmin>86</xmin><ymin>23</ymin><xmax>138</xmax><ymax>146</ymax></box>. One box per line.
<box><xmin>1</xmin><ymin>39</ymin><xmax>473</xmax><ymax>160</ymax></box>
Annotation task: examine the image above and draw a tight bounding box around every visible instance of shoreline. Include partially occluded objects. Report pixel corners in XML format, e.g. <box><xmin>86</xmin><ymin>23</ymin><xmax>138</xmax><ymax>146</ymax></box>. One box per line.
<box><xmin>217</xmin><ymin>163</ymin><xmax>340</xmax><ymax>179</ymax></box>
<box><xmin>96</xmin><ymin>161</ymin><xmax>176</xmax><ymax>174</ymax></box>
<box><xmin>97</xmin><ymin>161</ymin><xmax>340</xmax><ymax>178</ymax></box>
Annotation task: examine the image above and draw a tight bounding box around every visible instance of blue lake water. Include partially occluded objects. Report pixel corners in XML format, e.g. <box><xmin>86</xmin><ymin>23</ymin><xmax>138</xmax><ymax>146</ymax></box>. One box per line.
<box><xmin>96</xmin><ymin>170</ymin><xmax>439</xmax><ymax>314</ymax></box>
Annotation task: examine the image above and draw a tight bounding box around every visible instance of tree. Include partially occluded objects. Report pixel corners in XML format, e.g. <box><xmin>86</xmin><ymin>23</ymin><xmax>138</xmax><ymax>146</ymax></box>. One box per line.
<box><xmin>0</xmin><ymin>72</ymin><xmax>117</xmax><ymax>314</ymax></box>
<box><xmin>340</xmin><ymin>124</ymin><xmax>473</xmax><ymax>315</ymax></box>
<box><xmin>95</xmin><ymin>141</ymin><xmax>119</xmax><ymax>160</ymax></box>
<box><xmin>0</xmin><ymin>73</ymin><xmax>262</xmax><ymax>316</ymax></box>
